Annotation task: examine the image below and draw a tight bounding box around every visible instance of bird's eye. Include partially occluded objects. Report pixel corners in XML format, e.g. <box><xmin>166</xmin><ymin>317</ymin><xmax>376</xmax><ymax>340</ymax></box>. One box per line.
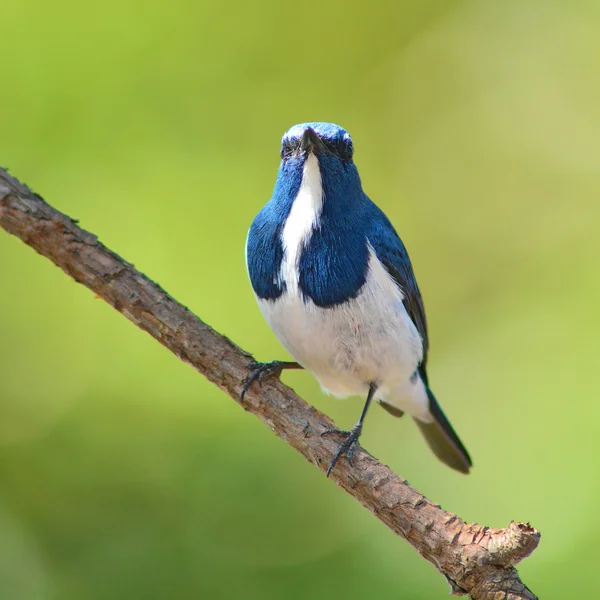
<box><xmin>280</xmin><ymin>140</ymin><xmax>294</xmax><ymax>159</ymax></box>
<box><xmin>338</xmin><ymin>136</ymin><xmax>353</xmax><ymax>160</ymax></box>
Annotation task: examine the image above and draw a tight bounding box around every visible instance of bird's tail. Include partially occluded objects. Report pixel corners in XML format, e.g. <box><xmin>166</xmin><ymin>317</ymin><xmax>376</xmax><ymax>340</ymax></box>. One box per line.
<box><xmin>414</xmin><ymin>386</ymin><xmax>472</xmax><ymax>474</ymax></box>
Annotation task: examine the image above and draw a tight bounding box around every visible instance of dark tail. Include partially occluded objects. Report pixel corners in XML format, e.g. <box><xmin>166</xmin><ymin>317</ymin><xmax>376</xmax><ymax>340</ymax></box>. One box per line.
<box><xmin>414</xmin><ymin>386</ymin><xmax>472</xmax><ymax>474</ymax></box>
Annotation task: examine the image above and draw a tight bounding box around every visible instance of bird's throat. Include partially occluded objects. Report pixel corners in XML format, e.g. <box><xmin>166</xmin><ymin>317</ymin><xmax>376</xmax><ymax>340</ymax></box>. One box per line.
<box><xmin>279</xmin><ymin>154</ymin><xmax>323</xmax><ymax>295</ymax></box>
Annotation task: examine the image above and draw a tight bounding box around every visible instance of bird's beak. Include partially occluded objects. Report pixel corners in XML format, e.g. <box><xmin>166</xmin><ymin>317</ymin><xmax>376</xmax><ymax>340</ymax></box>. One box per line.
<box><xmin>299</xmin><ymin>128</ymin><xmax>326</xmax><ymax>154</ymax></box>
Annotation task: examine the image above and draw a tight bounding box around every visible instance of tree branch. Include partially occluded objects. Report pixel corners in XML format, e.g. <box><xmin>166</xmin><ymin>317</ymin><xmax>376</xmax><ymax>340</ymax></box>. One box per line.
<box><xmin>0</xmin><ymin>167</ymin><xmax>540</xmax><ymax>599</ymax></box>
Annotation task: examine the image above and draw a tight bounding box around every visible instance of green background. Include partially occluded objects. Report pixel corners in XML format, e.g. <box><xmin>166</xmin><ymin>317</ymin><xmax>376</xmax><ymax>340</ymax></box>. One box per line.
<box><xmin>1</xmin><ymin>0</ymin><xmax>599</xmax><ymax>598</ymax></box>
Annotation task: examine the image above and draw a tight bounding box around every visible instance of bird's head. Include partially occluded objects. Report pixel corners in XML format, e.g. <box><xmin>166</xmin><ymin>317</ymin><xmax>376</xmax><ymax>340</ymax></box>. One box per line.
<box><xmin>274</xmin><ymin>122</ymin><xmax>363</xmax><ymax>209</ymax></box>
<box><xmin>280</xmin><ymin>122</ymin><xmax>354</xmax><ymax>163</ymax></box>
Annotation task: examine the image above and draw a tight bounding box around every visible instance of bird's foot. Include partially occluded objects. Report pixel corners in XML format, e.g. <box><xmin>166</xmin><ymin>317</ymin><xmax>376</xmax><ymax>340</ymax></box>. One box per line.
<box><xmin>322</xmin><ymin>425</ymin><xmax>363</xmax><ymax>477</ymax></box>
<box><xmin>241</xmin><ymin>360</ymin><xmax>295</xmax><ymax>400</ymax></box>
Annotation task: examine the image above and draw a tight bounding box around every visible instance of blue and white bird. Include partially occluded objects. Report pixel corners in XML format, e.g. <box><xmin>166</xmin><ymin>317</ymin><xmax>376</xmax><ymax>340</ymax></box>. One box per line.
<box><xmin>244</xmin><ymin>122</ymin><xmax>472</xmax><ymax>476</ymax></box>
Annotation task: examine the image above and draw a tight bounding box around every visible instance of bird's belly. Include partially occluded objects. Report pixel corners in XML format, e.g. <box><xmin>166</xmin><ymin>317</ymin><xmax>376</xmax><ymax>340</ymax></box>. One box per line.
<box><xmin>257</xmin><ymin>286</ymin><xmax>423</xmax><ymax>398</ymax></box>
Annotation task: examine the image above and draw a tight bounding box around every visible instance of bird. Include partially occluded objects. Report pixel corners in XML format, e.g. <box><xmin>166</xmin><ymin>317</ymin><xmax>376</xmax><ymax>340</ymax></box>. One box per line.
<box><xmin>243</xmin><ymin>122</ymin><xmax>472</xmax><ymax>476</ymax></box>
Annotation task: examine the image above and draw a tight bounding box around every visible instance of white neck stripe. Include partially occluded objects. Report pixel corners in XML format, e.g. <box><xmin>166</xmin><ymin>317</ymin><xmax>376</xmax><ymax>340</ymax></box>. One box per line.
<box><xmin>279</xmin><ymin>154</ymin><xmax>323</xmax><ymax>294</ymax></box>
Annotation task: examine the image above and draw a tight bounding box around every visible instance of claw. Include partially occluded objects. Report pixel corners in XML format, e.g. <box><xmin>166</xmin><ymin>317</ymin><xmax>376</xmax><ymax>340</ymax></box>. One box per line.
<box><xmin>322</xmin><ymin>426</ymin><xmax>363</xmax><ymax>477</ymax></box>
<box><xmin>240</xmin><ymin>360</ymin><xmax>287</xmax><ymax>400</ymax></box>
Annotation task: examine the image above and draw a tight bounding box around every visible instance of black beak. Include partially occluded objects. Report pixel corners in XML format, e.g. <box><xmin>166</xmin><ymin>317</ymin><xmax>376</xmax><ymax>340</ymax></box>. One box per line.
<box><xmin>299</xmin><ymin>128</ymin><xmax>325</xmax><ymax>154</ymax></box>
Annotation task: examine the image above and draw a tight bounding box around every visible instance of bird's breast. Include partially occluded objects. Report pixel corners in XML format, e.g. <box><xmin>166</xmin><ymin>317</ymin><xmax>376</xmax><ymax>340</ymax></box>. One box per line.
<box><xmin>276</xmin><ymin>152</ymin><xmax>370</xmax><ymax>308</ymax></box>
<box><xmin>258</xmin><ymin>247</ymin><xmax>423</xmax><ymax>397</ymax></box>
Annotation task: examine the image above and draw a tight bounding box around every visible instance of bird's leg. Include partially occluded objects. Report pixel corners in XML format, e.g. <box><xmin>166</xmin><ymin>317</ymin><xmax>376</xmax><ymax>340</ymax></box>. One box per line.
<box><xmin>241</xmin><ymin>360</ymin><xmax>303</xmax><ymax>400</ymax></box>
<box><xmin>323</xmin><ymin>382</ymin><xmax>378</xmax><ymax>477</ymax></box>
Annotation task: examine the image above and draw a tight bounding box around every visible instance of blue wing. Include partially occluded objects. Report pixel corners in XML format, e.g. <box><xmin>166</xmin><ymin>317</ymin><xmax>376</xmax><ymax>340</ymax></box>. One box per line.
<box><xmin>246</xmin><ymin>205</ymin><xmax>287</xmax><ymax>301</ymax></box>
<box><xmin>365</xmin><ymin>199</ymin><xmax>472</xmax><ymax>472</ymax></box>
<box><xmin>364</xmin><ymin>199</ymin><xmax>430</xmax><ymax>372</ymax></box>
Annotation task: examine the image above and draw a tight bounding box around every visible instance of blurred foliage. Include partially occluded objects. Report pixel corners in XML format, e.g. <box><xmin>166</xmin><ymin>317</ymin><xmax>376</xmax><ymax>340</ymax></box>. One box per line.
<box><xmin>1</xmin><ymin>0</ymin><xmax>600</xmax><ymax>598</ymax></box>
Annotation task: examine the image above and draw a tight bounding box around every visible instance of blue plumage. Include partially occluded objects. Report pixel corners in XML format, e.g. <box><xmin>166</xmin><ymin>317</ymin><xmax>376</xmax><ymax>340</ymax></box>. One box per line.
<box><xmin>298</xmin><ymin>154</ymin><xmax>370</xmax><ymax>307</ymax></box>
<box><xmin>246</xmin><ymin>157</ymin><xmax>305</xmax><ymax>300</ymax></box>
<box><xmin>245</xmin><ymin>122</ymin><xmax>471</xmax><ymax>475</ymax></box>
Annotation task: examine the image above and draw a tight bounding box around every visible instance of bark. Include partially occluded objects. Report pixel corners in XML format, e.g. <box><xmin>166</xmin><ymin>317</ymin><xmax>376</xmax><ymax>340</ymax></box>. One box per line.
<box><xmin>0</xmin><ymin>167</ymin><xmax>540</xmax><ymax>599</ymax></box>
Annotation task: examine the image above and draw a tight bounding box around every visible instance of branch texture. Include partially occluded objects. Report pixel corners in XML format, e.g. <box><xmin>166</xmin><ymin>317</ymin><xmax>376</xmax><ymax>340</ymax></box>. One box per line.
<box><xmin>0</xmin><ymin>168</ymin><xmax>540</xmax><ymax>599</ymax></box>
